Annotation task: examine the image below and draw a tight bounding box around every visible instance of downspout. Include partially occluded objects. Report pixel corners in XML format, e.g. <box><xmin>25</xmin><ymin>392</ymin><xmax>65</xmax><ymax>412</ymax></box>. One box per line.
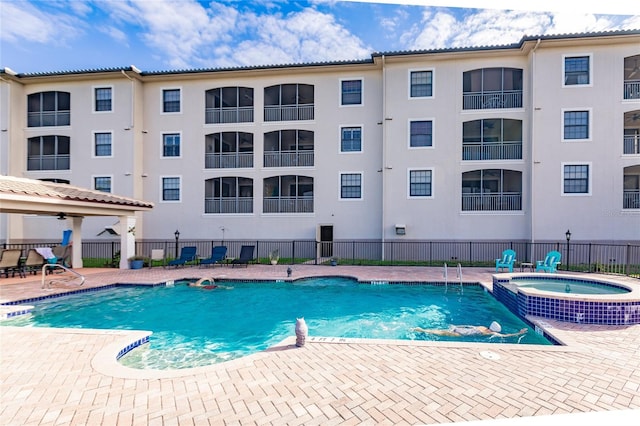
<box><xmin>121</xmin><ymin>70</ymin><xmax>135</xmax><ymax>129</ymax></box>
<box><xmin>381</xmin><ymin>55</ymin><xmax>387</xmax><ymax>260</ymax></box>
<box><xmin>530</xmin><ymin>38</ymin><xmax>541</xmax><ymax>247</ymax></box>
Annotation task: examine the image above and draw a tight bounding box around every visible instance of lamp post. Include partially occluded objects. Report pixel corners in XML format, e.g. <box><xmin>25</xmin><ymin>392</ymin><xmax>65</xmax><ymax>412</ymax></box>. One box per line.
<box><xmin>565</xmin><ymin>229</ymin><xmax>571</xmax><ymax>271</ymax></box>
<box><xmin>174</xmin><ymin>229</ymin><xmax>180</xmax><ymax>258</ymax></box>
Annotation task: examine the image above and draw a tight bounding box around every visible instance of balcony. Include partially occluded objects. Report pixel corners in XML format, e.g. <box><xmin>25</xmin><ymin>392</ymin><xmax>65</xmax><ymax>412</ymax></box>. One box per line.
<box><xmin>624</xmin><ymin>80</ymin><xmax>640</xmax><ymax>100</ymax></box>
<box><xmin>27</xmin><ymin>154</ymin><xmax>70</xmax><ymax>171</ymax></box>
<box><xmin>462</xmin><ymin>192</ymin><xmax>522</xmax><ymax>211</ymax></box>
<box><xmin>264</xmin><ymin>105</ymin><xmax>314</xmax><ymax>122</ymax></box>
<box><xmin>263</xmin><ymin>196</ymin><xmax>313</xmax><ymax>213</ymax></box>
<box><xmin>205</xmin><ymin>153</ymin><xmax>253</xmax><ymax>169</ymax></box>
<box><xmin>462</xmin><ymin>91</ymin><xmax>522</xmax><ymax>110</ymax></box>
<box><xmin>264</xmin><ymin>151</ymin><xmax>314</xmax><ymax>167</ymax></box>
<box><xmin>205</xmin><ymin>106</ymin><xmax>253</xmax><ymax>124</ymax></box>
<box><xmin>624</xmin><ymin>135</ymin><xmax>640</xmax><ymax>155</ymax></box>
<box><xmin>624</xmin><ymin>190</ymin><xmax>640</xmax><ymax>209</ymax></box>
<box><xmin>27</xmin><ymin>111</ymin><xmax>70</xmax><ymax>127</ymax></box>
<box><xmin>462</xmin><ymin>141</ymin><xmax>522</xmax><ymax>161</ymax></box>
<box><xmin>205</xmin><ymin>197</ymin><xmax>253</xmax><ymax>214</ymax></box>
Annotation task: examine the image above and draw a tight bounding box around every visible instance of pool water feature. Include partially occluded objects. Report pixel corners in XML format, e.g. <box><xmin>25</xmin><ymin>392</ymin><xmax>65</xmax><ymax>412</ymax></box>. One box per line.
<box><xmin>4</xmin><ymin>277</ymin><xmax>551</xmax><ymax>370</ymax></box>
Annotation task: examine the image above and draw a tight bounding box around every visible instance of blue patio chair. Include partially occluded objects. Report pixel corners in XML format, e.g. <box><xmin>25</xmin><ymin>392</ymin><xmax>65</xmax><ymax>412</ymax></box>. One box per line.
<box><xmin>495</xmin><ymin>249</ymin><xmax>516</xmax><ymax>272</ymax></box>
<box><xmin>199</xmin><ymin>246</ymin><xmax>227</xmax><ymax>268</ymax></box>
<box><xmin>536</xmin><ymin>250</ymin><xmax>562</xmax><ymax>273</ymax></box>
<box><xmin>168</xmin><ymin>246</ymin><xmax>198</xmax><ymax>267</ymax></box>
<box><xmin>231</xmin><ymin>245</ymin><xmax>255</xmax><ymax>268</ymax></box>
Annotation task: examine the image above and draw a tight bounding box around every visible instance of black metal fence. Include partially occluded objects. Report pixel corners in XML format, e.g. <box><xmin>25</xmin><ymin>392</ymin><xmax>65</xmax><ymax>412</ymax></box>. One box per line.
<box><xmin>2</xmin><ymin>239</ymin><xmax>639</xmax><ymax>277</ymax></box>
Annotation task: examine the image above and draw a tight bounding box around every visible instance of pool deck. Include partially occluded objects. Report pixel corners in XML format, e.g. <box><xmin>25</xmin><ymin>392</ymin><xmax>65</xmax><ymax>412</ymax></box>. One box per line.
<box><xmin>1</xmin><ymin>265</ymin><xmax>639</xmax><ymax>425</ymax></box>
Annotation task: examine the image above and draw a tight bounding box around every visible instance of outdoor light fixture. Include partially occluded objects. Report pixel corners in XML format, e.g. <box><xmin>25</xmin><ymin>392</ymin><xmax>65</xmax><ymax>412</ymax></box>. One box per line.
<box><xmin>174</xmin><ymin>229</ymin><xmax>180</xmax><ymax>258</ymax></box>
<box><xmin>565</xmin><ymin>229</ymin><xmax>572</xmax><ymax>242</ymax></box>
<box><xmin>57</xmin><ymin>212</ymin><xmax>67</xmax><ymax>220</ymax></box>
<box><xmin>565</xmin><ymin>229</ymin><xmax>571</xmax><ymax>271</ymax></box>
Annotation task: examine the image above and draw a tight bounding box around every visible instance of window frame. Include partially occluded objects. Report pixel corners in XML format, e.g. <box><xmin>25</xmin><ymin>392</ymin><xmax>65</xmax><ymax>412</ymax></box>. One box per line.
<box><xmin>162</xmin><ymin>132</ymin><xmax>182</xmax><ymax>158</ymax></box>
<box><xmin>339</xmin><ymin>172</ymin><xmax>363</xmax><ymax>200</ymax></box>
<box><xmin>561</xmin><ymin>162</ymin><xmax>592</xmax><ymax>196</ymax></box>
<box><xmin>339</xmin><ymin>125</ymin><xmax>363</xmax><ymax>153</ymax></box>
<box><xmin>92</xmin><ymin>131</ymin><xmax>113</xmax><ymax>158</ymax></box>
<box><xmin>27</xmin><ymin>91</ymin><xmax>71</xmax><ymax>127</ymax></box>
<box><xmin>562</xmin><ymin>54</ymin><xmax>593</xmax><ymax>87</ymax></box>
<box><xmin>408</xmin><ymin>69</ymin><xmax>435</xmax><ymax>99</ymax></box>
<box><xmin>93</xmin><ymin>86</ymin><xmax>113</xmax><ymax>113</ymax></box>
<box><xmin>161</xmin><ymin>88</ymin><xmax>182</xmax><ymax>114</ymax></box>
<box><xmin>161</xmin><ymin>176</ymin><xmax>182</xmax><ymax>202</ymax></box>
<box><xmin>26</xmin><ymin>135</ymin><xmax>71</xmax><ymax>171</ymax></box>
<box><xmin>407</xmin><ymin>168</ymin><xmax>434</xmax><ymax>199</ymax></box>
<box><xmin>562</xmin><ymin>108</ymin><xmax>592</xmax><ymax>142</ymax></box>
<box><xmin>408</xmin><ymin>118</ymin><xmax>435</xmax><ymax>149</ymax></box>
<box><xmin>339</xmin><ymin>78</ymin><xmax>363</xmax><ymax>107</ymax></box>
<box><xmin>93</xmin><ymin>175</ymin><xmax>113</xmax><ymax>193</ymax></box>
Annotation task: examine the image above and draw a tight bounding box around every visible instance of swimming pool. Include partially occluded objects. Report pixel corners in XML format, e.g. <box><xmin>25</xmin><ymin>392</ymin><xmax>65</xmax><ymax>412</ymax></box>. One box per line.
<box><xmin>4</xmin><ymin>277</ymin><xmax>551</xmax><ymax>369</ymax></box>
<box><xmin>512</xmin><ymin>278</ymin><xmax>630</xmax><ymax>294</ymax></box>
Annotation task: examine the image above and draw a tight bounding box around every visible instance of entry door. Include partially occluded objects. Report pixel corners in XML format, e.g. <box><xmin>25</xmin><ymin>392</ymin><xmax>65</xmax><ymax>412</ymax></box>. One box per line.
<box><xmin>320</xmin><ymin>225</ymin><xmax>333</xmax><ymax>257</ymax></box>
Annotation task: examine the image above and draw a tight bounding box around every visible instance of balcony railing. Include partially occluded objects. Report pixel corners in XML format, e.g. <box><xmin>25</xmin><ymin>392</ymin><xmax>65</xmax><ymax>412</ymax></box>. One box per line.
<box><xmin>205</xmin><ymin>152</ymin><xmax>253</xmax><ymax>169</ymax></box>
<box><xmin>623</xmin><ymin>135</ymin><xmax>640</xmax><ymax>154</ymax></box>
<box><xmin>27</xmin><ymin>111</ymin><xmax>70</xmax><ymax>127</ymax></box>
<box><xmin>263</xmin><ymin>196</ymin><xmax>314</xmax><ymax>213</ymax></box>
<box><xmin>624</xmin><ymin>80</ymin><xmax>640</xmax><ymax>100</ymax></box>
<box><xmin>462</xmin><ymin>141</ymin><xmax>522</xmax><ymax>160</ymax></box>
<box><xmin>205</xmin><ymin>107</ymin><xmax>254</xmax><ymax>124</ymax></box>
<box><xmin>264</xmin><ymin>105</ymin><xmax>314</xmax><ymax>122</ymax></box>
<box><xmin>264</xmin><ymin>151</ymin><xmax>314</xmax><ymax>167</ymax></box>
<box><xmin>27</xmin><ymin>154</ymin><xmax>70</xmax><ymax>171</ymax></box>
<box><xmin>462</xmin><ymin>90</ymin><xmax>522</xmax><ymax>110</ymax></box>
<box><xmin>205</xmin><ymin>197</ymin><xmax>253</xmax><ymax>214</ymax></box>
<box><xmin>462</xmin><ymin>192</ymin><xmax>522</xmax><ymax>211</ymax></box>
<box><xmin>624</xmin><ymin>190</ymin><xmax>640</xmax><ymax>209</ymax></box>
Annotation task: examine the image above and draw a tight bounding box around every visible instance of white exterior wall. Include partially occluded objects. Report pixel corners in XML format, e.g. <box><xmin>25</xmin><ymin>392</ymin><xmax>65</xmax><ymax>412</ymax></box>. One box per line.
<box><xmin>2</xmin><ymin>32</ymin><xmax>638</xmax><ymax>244</ymax></box>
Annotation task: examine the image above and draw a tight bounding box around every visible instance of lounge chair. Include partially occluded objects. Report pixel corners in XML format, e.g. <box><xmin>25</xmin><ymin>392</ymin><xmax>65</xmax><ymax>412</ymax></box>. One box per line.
<box><xmin>199</xmin><ymin>246</ymin><xmax>227</xmax><ymax>267</ymax></box>
<box><xmin>536</xmin><ymin>250</ymin><xmax>562</xmax><ymax>273</ymax></box>
<box><xmin>23</xmin><ymin>249</ymin><xmax>46</xmax><ymax>275</ymax></box>
<box><xmin>52</xmin><ymin>245</ymin><xmax>71</xmax><ymax>267</ymax></box>
<box><xmin>495</xmin><ymin>249</ymin><xmax>516</xmax><ymax>273</ymax></box>
<box><xmin>0</xmin><ymin>249</ymin><xmax>23</xmax><ymax>278</ymax></box>
<box><xmin>168</xmin><ymin>246</ymin><xmax>197</xmax><ymax>267</ymax></box>
<box><xmin>232</xmin><ymin>245</ymin><xmax>255</xmax><ymax>268</ymax></box>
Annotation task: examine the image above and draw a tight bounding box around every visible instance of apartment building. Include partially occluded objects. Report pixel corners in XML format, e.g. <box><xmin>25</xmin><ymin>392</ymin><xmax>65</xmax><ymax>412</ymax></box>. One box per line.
<box><xmin>1</xmin><ymin>30</ymin><xmax>638</xmax><ymax>245</ymax></box>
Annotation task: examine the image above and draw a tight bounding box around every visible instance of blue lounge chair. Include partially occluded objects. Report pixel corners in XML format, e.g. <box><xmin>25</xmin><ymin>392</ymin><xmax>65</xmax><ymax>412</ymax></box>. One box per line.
<box><xmin>536</xmin><ymin>250</ymin><xmax>562</xmax><ymax>273</ymax></box>
<box><xmin>199</xmin><ymin>246</ymin><xmax>227</xmax><ymax>267</ymax></box>
<box><xmin>495</xmin><ymin>249</ymin><xmax>516</xmax><ymax>272</ymax></box>
<box><xmin>168</xmin><ymin>246</ymin><xmax>197</xmax><ymax>267</ymax></box>
<box><xmin>232</xmin><ymin>245</ymin><xmax>255</xmax><ymax>268</ymax></box>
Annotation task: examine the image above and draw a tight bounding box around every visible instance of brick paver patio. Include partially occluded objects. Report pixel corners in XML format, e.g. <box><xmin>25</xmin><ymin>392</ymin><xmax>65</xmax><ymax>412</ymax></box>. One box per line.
<box><xmin>1</xmin><ymin>265</ymin><xmax>639</xmax><ymax>425</ymax></box>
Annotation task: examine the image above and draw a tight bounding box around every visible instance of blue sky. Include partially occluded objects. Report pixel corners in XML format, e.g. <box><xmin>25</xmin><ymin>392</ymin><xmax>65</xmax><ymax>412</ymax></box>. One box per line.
<box><xmin>1</xmin><ymin>0</ymin><xmax>638</xmax><ymax>73</ymax></box>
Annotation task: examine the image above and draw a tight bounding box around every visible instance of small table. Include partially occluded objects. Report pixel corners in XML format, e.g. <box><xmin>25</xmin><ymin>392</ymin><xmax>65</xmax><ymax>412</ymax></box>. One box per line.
<box><xmin>520</xmin><ymin>262</ymin><xmax>534</xmax><ymax>272</ymax></box>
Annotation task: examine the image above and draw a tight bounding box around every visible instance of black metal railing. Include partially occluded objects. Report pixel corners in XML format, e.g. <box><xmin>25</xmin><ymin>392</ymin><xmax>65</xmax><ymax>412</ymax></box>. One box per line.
<box><xmin>3</xmin><ymin>240</ymin><xmax>638</xmax><ymax>277</ymax></box>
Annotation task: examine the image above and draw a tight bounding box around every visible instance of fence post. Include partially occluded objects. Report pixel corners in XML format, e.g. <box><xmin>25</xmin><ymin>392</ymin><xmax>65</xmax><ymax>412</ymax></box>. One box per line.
<box><xmin>315</xmin><ymin>241</ymin><xmax>318</xmax><ymax>265</ymax></box>
<box><xmin>292</xmin><ymin>240</ymin><xmax>295</xmax><ymax>265</ymax></box>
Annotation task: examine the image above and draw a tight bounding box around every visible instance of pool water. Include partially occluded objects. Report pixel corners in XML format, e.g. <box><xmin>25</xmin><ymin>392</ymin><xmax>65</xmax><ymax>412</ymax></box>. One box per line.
<box><xmin>513</xmin><ymin>279</ymin><xmax>629</xmax><ymax>295</ymax></box>
<box><xmin>5</xmin><ymin>278</ymin><xmax>551</xmax><ymax>369</ymax></box>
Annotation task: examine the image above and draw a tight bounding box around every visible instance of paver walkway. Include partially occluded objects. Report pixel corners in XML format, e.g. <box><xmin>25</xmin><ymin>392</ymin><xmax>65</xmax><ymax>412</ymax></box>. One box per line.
<box><xmin>1</xmin><ymin>266</ymin><xmax>639</xmax><ymax>425</ymax></box>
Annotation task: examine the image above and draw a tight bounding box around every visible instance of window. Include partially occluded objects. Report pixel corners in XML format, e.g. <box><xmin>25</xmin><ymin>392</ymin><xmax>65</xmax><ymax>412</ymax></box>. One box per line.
<box><xmin>340</xmin><ymin>173</ymin><xmax>362</xmax><ymax>199</ymax></box>
<box><xmin>27</xmin><ymin>135</ymin><xmax>70</xmax><ymax>170</ymax></box>
<box><xmin>563</xmin><ymin>110</ymin><xmax>590</xmax><ymax>140</ymax></box>
<box><xmin>27</xmin><ymin>91</ymin><xmax>70</xmax><ymax>127</ymax></box>
<box><xmin>563</xmin><ymin>164</ymin><xmax>590</xmax><ymax>195</ymax></box>
<box><xmin>94</xmin><ymin>87</ymin><xmax>112</xmax><ymax>112</ymax></box>
<box><xmin>564</xmin><ymin>55</ymin><xmax>590</xmax><ymax>86</ymax></box>
<box><xmin>94</xmin><ymin>176</ymin><xmax>111</xmax><ymax>193</ymax></box>
<box><xmin>162</xmin><ymin>177</ymin><xmax>181</xmax><ymax>201</ymax></box>
<box><xmin>410</xmin><ymin>70</ymin><xmax>433</xmax><ymax>98</ymax></box>
<box><xmin>205</xmin><ymin>87</ymin><xmax>254</xmax><ymax>123</ymax></box>
<box><xmin>409</xmin><ymin>170</ymin><xmax>432</xmax><ymax>197</ymax></box>
<box><xmin>162</xmin><ymin>89</ymin><xmax>181</xmax><ymax>113</ymax></box>
<box><xmin>341</xmin><ymin>79</ymin><xmax>362</xmax><ymax>105</ymax></box>
<box><xmin>409</xmin><ymin>120</ymin><xmax>433</xmax><ymax>148</ymax></box>
<box><xmin>94</xmin><ymin>132</ymin><xmax>112</xmax><ymax>157</ymax></box>
<box><xmin>163</xmin><ymin>133</ymin><xmax>180</xmax><ymax>157</ymax></box>
<box><xmin>341</xmin><ymin>127</ymin><xmax>362</xmax><ymax>152</ymax></box>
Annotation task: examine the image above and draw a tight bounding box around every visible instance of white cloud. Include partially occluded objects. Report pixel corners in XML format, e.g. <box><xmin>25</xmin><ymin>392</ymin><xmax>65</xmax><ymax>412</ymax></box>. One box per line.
<box><xmin>0</xmin><ymin>1</ymin><xmax>83</xmax><ymax>44</ymax></box>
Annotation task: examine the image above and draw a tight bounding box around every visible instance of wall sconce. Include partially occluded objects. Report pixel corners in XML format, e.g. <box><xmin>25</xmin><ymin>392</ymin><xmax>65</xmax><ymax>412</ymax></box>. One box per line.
<box><xmin>395</xmin><ymin>224</ymin><xmax>406</xmax><ymax>235</ymax></box>
<box><xmin>141</xmin><ymin>173</ymin><xmax>148</xmax><ymax>178</ymax></box>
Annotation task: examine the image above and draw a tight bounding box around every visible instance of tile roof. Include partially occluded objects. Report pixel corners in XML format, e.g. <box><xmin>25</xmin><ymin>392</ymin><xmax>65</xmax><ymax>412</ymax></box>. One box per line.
<box><xmin>0</xmin><ymin>175</ymin><xmax>153</xmax><ymax>209</ymax></box>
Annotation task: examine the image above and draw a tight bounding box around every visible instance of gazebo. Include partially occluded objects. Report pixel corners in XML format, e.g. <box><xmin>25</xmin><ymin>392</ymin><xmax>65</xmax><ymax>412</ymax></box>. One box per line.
<box><xmin>0</xmin><ymin>175</ymin><xmax>153</xmax><ymax>269</ymax></box>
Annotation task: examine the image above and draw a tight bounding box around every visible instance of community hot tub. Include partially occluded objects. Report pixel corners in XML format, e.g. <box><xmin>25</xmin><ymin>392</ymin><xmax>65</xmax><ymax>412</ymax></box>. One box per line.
<box><xmin>492</xmin><ymin>273</ymin><xmax>640</xmax><ymax>325</ymax></box>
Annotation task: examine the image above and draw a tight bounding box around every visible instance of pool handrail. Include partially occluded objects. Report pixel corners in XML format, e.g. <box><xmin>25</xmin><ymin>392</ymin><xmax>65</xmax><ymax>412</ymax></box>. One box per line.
<box><xmin>41</xmin><ymin>263</ymin><xmax>85</xmax><ymax>289</ymax></box>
